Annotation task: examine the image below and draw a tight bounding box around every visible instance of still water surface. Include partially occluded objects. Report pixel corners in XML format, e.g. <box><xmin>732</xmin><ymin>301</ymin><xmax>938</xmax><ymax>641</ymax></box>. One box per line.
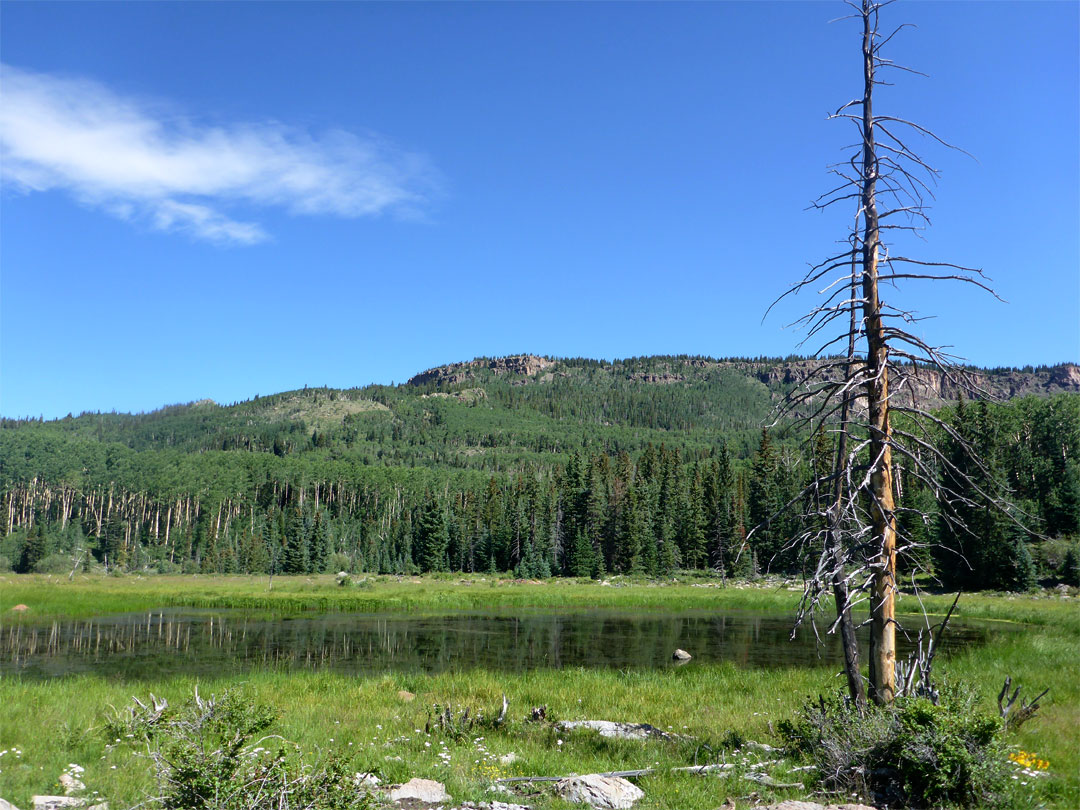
<box><xmin>2</xmin><ymin>608</ymin><xmax>991</xmax><ymax>680</ymax></box>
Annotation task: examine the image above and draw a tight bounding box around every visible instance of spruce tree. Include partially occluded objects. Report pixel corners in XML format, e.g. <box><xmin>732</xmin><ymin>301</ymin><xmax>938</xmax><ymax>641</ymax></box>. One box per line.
<box><xmin>1062</xmin><ymin>544</ymin><xmax>1080</xmax><ymax>587</ymax></box>
<box><xmin>614</xmin><ymin>484</ymin><xmax>645</xmax><ymax>574</ymax></box>
<box><xmin>416</xmin><ymin>497</ymin><xmax>449</xmax><ymax>572</ymax></box>
<box><xmin>16</xmin><ymin>518</ymin><xmax>48</xmax><ymax>574</ymax></box>
<box><xmin>748</xmin><ymin>429</ymin><xmax>784</xmax><ymax>573</ymax></box>
<box><xmin>568</xmin><ymin>529</ymin><xmax>595</xmax><ymax>578</ymax></box>
<box><xmin>309</xmin><ymin>510</ymin><xmax>330</xmax><ymax>573</ymax></box>
<box><xmin>282</xmin><ymin>507</ymin><xmax>308</xmax><ymax>574</ymax></box>
<box><xmin>1003</xmin><ymin>528</ymin><xmax>1037</xmax><ymax>592</ymax></box>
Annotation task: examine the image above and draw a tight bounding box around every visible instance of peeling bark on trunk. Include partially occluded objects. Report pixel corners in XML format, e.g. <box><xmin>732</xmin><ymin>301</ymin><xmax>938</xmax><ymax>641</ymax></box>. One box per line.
<box><xmin>860</xmin><ymin>1</ymin><xmax>897</xmax><ymax>705</ymax></box>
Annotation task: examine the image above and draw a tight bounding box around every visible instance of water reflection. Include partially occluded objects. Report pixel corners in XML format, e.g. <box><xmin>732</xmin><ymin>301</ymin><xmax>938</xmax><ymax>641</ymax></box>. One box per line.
<box><xmin>1</xmin><ymin>609</ymin><xmax>990</xmax><ymax>680</ymax></box>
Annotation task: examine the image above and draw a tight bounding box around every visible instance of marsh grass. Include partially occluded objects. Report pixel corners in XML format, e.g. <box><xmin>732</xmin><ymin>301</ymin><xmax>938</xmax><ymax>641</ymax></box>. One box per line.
<box><xmin>0</xmin><ymin>573</ymin><xmax>810</xmax><ymax>620</ymax></box>
<box><xmin>1</xmin><ymin>575</ymin><xmax>1076</xmax><ymax>808</ymax></box>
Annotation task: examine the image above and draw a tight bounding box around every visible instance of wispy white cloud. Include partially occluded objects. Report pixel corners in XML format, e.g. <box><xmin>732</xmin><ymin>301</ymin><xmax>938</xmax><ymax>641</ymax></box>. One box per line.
<box><xmin>0</xmin><ymin>64</ymin><xmax>435</xmax><ymax>244</ymax></box>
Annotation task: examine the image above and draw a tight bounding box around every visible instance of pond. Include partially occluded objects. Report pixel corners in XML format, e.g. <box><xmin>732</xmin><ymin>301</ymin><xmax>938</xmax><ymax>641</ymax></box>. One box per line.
<box><xmin>1</xmin><ymin>608</ymin><xmax>991</xmax><ymax>680</ymax></box>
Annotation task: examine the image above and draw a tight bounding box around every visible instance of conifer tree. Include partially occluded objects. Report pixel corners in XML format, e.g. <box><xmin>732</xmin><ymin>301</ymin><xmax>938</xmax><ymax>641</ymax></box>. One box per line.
<box><xmin>615</xmin><ymin>484</ymin><xmax>646</xmax><ymax>574</ymax></box>
<box><xmin>1062</xmin><ymin>544</ymin><xmax>1080</xmax><ymax>587</ymax></box>
<box><xmin>310</xmin><ymin>510</ymin><xmax>330</xmax><ymax>573</ymax></box>
<box><xmin>16</xmin><ymin>516</ymin><xmax>48</xmax><ymax>574</ymax></box>
<box><xmin>748</xmin><ymin>429</ymin><xmax>785</xmax><ymax>572</ymax></box>
<box><xmin>416</xmin><ymin>496</ymin><xmax>449</xmax><ymax>572</ymax></box>
<box><xmin>282</xmin><ymin>507</ymin><xmax>308</xmax><ymax>574</ymax></box>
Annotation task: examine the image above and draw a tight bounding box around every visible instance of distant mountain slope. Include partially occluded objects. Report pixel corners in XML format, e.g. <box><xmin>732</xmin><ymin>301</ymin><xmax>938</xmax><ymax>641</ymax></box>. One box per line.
<box><xmin>409</xmin><ymin>354</ymin><xmax>1080</xmax><ymax>404</ymax></box>
<box><xmin>2</xmin><ymin>354</ymin><xmax>1076</xmax><ymax>580</ymax></box>
<box><xmin>6</xmin><ymin>355</ymin><xmax>1076</xmax><ymax>467</ymax></box>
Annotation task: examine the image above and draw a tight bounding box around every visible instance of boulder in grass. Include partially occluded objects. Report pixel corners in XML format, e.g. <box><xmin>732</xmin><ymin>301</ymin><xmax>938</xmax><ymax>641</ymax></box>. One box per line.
<box><xmin>31</xmin><ymin>800</ymin><xmax>106</xmax><ymax>810</ymax></box>
<box><xmin>1</xmin><ymin>798</ymin><xmax>23</xmax><ymax>810</ymax></box>
<box><xmin>354</xmin><ymin>772</ymin><xmax>381</xmax><ymax>789</ymax></box>
<box><xmin>555</xmin><ymin>775</ymin><xmax>644</xmax><ymax>809</ymax></box>
<box><xmin>672</xmin><ymin>649</ymin><xmax>692</xmax><ymax>661</ymax></box>
<box><xmin>32</xmin><ymin>799</ymin><xmax>82</xmax><ymax>810</ymax></box>
<box><xmin>388</xmin><ymin>778</ymin><xmax>452</xmax><ymax>805</ymax></box>
<box><xmin>58</xmin><ymin>774</ymin><xmax>84</xmax><ymax>796</ymax></box>
<box><xmin>556</xmin><ymin>720</ymin><xmax>674</xmax><ymax>741</ymax></box>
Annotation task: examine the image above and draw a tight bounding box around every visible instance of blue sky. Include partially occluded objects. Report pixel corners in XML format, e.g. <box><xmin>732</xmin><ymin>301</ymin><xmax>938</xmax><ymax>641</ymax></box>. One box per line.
<box><xmin>2</xmin><ymin>1</ymin><xmax>1077</xmax><ymax>419</ymax></box>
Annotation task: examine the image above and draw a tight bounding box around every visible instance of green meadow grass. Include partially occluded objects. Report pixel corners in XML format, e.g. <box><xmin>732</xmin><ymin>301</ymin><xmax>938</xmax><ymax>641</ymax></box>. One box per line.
<box><xmin>1</xmin><ymin>575</ymin><xmax>1076</xmax><ymax>809</ymax></box>
<box><xmin>0</xmin><ymin>572</ymin><xmax>811</xmax><ymax>619</ymax></box>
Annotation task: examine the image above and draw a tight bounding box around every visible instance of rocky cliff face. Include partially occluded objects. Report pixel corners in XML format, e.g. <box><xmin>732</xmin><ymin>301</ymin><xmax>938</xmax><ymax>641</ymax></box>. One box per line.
<box><xmin>407</xmin><ymin>354</ymin><xmax>1079</xmax><ymax>406</ymax></box>
<box><xmin>408</xmin><ymin>355</ymin><xmax>554</xmax><ymax>387</ymax></box>
<box><xmin>747</xmin><ymin>360</ymin><xmax>1079</xmax><ymax>407</ymax></box>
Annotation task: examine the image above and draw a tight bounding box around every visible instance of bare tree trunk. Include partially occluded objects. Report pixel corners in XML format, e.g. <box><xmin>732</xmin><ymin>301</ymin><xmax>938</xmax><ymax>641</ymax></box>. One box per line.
<box><xmin>831</xmin><ymin>214</ymin><xmax>867</xmax><ymax>708</ymax></box>
<box><xmin>777</xmin><ymin>0</ymin><xmax>997</xmax><ymax>712</ymax></box>
<box><xmin>860</xmin><ymin>0</ymin><xmax>897</xmax><ymax>705</ymax></box>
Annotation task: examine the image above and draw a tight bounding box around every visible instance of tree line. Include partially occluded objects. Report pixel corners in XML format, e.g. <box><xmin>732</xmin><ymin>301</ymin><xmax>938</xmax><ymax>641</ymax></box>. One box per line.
<box><xmin>3</xmin><ymin>394</ymin><xmax>1076</xmax><ymax>589</ymax></box>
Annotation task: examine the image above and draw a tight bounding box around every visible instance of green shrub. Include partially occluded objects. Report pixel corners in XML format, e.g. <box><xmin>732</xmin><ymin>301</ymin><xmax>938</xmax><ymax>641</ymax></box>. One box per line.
<box><xmin>781</xmin><ymin>683</ymin><xmax>1012</xmax><ymax>808</ymax></box>
<box><xmin>156</xmin><ymin>558</ymin><xmax>183</xmax><ymax>574</ymax></box>
<box><xmin>33</xmin><ymin>552</ymin><xmax>79</xmax><ymax>574</ymax></box>
<box><xmin>1033</xmin><ymin>538</ymin><xmax>1072</xmax><ymax>578</ymax></box>
<box><xmin>108</xmin><ymin>689</ymin><xmax>373</xmax><ymax>810</ymax></box>
<box><xmin>1004</xmin><ymin>533</ymin><xmax>1038</xmax><ymax>592</ymax></box>
<box><xmin>329</xmin><ymin>552</ymin><xmax>353</xmax><ymax>573</ymax></box>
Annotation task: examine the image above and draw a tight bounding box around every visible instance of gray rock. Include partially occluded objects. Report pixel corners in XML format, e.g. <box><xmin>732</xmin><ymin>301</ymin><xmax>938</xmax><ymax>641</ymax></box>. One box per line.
<box><xmin>743</xmin><ymin>740</ymin><xmax>779</xmax><ymax>754</ymax></box>
<box><xmin>1</xmin><ymin>798</ymin><xmax>23</xmax><ymax>810</ymax></box>
<box><xmin>557</xmin><ymin>720</ymin><xmax>674</xmax><ymax>741</ymax></box>
<box><xmin>672</xmin><ymin>649</ymin><xmax>692</xmax><ymax>661</ymax></box>
<box><xmin>31</xmin><ymin>800</ymin><xmax>106</xmax><ymax>810</ymax></box>
<box><xmin>58</xmin><ymin>774</ymin><xmax>84</xmax><ymax>796</ymax></box>
<box><xmin>555</xmin><ymin>775</ymin><xmax>644</xmax><ymax>809</ymax></box>
<box><xmin>354</xmin><ymin>772</ymin><xmax>381</xmax><ymax>788</ymax></box>
<box><xmin>388</xmin><ymin>778</ymin><xmax>452</xmax><ymax>805</ymax></box>
<box><xmin>32</xmin><ymin>799</ymin><xmax>82</xmax><ymax>810</ymax></box>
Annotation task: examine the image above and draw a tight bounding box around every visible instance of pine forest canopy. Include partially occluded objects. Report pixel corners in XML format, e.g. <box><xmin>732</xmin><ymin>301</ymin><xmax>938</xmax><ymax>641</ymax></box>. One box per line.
<box><xmin>2</xmin><ymin>354</ymin><xmax>1078</xmax><ymax>586</ymax></box>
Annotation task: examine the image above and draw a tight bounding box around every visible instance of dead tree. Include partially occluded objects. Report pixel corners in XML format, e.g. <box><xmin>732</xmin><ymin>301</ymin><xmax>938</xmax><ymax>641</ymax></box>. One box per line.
<box><xmin>767</xmin><ymin>0</ymin><xmax>1009</xmax><ymax>706</ymax></box>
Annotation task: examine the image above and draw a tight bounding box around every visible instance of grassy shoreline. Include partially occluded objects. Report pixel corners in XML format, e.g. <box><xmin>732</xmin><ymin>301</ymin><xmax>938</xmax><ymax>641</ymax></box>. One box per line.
<box><xmin>1</xmin><ymin>575</ymin><xmax>1077</xmax><ymax>809</ymax></box>
<box><xmin>4</xmin><ymin>572</ymin><xmax>1076</xmax><ymax>629</ymax></box>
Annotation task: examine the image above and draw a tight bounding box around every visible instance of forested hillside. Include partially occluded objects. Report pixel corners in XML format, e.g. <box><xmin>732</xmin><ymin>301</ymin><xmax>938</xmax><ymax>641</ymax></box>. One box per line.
<box><xmin>2</xmin><ymin>355</ymin><xmax>1077</xmax><ymax>588</ymax></box>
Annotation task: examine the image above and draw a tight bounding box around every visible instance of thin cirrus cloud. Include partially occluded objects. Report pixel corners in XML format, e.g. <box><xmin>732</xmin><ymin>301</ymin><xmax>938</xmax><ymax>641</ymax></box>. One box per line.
<box><xmin>0</xmin><ymin>63</ymin><xmax>436</xmax><ymax>244</ymax></box>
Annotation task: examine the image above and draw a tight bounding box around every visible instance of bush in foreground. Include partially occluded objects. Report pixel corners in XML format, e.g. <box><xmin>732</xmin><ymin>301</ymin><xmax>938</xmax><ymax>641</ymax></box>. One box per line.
<box><xmin>780</xmin><ymin>683</ymin><xmax>1012</xmax><ymax>808</ymax></box>
<box><xmin>105</xmin><ymin>689</ymin><xmax>372</xmax><ymax>810</ymax></box>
